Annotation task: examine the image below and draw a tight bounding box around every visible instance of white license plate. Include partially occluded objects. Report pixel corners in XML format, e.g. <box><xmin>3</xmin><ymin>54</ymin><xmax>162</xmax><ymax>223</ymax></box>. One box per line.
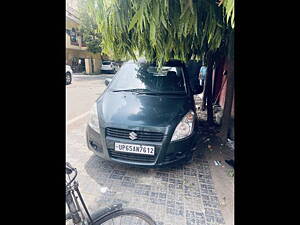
<box><xmin>114</xmin><ymin>143</ymin><xmax>155</xmax><ymax>155</ymax></box>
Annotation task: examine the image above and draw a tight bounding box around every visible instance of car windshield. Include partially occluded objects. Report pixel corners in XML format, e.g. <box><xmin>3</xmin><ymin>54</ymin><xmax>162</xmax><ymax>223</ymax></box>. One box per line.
<box><xmin>110</xmin><ymin>62</ymin><xmax>187</xmax><ymax>94</ymax></box>
<box><xmin>102</xmin><ymin>61</ymin><xmax>111</xmax><ymax>65</ymax></box>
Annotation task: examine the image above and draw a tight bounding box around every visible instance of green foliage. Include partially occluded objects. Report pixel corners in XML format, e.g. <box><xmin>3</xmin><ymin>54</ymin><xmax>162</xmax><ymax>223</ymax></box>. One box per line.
<box><xmin>217</xmin><ymin>0</ymin><xmax>234</xmax><ymax>29</ymax></box>
<box><xmin>223</xmin><ymin>0</ymin><xmax>235</xmax><ymax>29</ymax></box>
<box><xmin>83</xmin><ymin>0</ymin><xmax>234</xmax><ymax>65</ymax></box>
<box><xmin>78</xmin><ymin>0</ymin><xmax>102</xmax><ymax>54</ymax></box>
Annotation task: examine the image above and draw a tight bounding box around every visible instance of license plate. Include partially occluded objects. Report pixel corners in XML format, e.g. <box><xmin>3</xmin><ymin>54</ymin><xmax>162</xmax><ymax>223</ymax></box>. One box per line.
<box><xmin>114</xmin><ymin>143</ymin><xmax>155</xmax><ymax>155</ymax></box>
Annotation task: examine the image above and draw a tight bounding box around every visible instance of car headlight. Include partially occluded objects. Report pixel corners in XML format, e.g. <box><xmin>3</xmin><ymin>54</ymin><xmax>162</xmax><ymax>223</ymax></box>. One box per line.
<box><xmin>171</xmin><ymin>110</ymin><xmax>195</xmax><ymax>142</ymax></box>
<box><xmin>88</xmin><ymin>103</ymin><xmax>100</xmax><ymax>133</ymax></box>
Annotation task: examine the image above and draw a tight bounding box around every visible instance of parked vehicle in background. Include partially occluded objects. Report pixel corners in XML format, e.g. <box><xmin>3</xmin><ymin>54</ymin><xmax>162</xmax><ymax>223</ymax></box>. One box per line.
<box><xmin>66</xmin><ymin>65</ymin><xmax>73</xmax><ymax>85</ymax></box>
<box><xmin>101</xmin><ymin>61</ymin><xmax>118</xmax><ymax>73</ymax></box>
<box><xmin>86</xmin><ymin>59</ymin><xmax>201</xmax><ymax>168</ymax></box>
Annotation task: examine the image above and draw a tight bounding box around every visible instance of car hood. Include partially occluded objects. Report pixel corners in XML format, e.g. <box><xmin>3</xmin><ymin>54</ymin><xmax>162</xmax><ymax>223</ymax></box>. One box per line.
<box><xmin>98</xmin><ymin>91</ymin><xmax>193</xmax><ymax>130</ymax></box>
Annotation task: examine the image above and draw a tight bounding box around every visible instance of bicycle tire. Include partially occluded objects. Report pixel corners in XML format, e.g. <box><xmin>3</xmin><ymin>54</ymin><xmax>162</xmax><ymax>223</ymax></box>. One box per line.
<box><xmin>92</xmin><ymin>208</ymin><xmax>156</xmax><ymax>225</ymax></box>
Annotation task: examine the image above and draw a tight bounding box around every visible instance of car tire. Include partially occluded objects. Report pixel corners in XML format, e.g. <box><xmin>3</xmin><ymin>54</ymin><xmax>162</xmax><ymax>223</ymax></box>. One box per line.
<box><xmin>66</xmin><ymin>72</ymin><xmax>72</xmax><ymax>85</ymax></box>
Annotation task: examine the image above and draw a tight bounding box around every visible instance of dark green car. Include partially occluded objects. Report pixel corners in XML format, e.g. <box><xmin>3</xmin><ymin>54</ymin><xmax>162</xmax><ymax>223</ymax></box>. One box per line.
<box><xmin>86</xmin><ymin>60</ymin><xmax>200</xmax><ymax>167</ymax></box>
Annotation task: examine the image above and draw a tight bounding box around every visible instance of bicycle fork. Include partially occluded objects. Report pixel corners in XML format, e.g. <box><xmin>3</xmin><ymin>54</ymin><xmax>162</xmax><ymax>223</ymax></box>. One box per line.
<box><xmin>73</xmin><ymin>182</ymin><xmax>93</xmax><ymax>224</ymax></box>
<box><xmin>66</xmin><ymin>189</ymin><xmax>81</xmax><ymax>224</ymax></box>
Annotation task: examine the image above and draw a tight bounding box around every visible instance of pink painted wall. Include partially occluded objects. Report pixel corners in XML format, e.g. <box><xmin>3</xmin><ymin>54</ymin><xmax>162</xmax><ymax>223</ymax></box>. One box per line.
<box><xmin>218</xmin><ymin>61</ymin><xmax>234</xmax><ymax>117</ymax></box>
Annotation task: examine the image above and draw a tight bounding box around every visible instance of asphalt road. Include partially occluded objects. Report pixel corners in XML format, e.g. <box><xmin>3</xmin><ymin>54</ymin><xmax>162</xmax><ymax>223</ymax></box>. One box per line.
<box><xmin>66</xmin><ymin>73</ymin><xmax>116</xmax><ymax>216</ymax></box>
<box><xmin>66</xmin><ymin>74</ymin><xmax>114</xmax><ymax>127</ymax></box>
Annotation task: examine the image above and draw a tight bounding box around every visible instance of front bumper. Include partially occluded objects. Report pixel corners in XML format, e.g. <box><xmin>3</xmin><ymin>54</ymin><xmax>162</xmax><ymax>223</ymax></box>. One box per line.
<box><xmin>86</xmin><ymin>125</ymin><xmax>197</xmax><ymax>168</ymax></box>
<box><xmin>101</xmin><ymin>68</ymin><xmax>115</xmax><ymax>72</ymax></box>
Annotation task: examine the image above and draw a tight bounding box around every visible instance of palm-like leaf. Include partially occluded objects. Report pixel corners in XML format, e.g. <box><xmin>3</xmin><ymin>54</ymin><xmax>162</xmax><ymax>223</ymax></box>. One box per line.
<box><xmin>79</xmin><ymin>0</ymin><xmax>234</xmax><ymax>64</ymax></box>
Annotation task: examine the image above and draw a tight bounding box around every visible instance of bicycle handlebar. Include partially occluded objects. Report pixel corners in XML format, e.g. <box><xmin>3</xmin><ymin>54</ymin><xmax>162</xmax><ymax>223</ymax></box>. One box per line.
<box><xmin>66</xmin><ymin>162</ymin><xmax>75</xmax><ymax>170</ymax></box>
<box><xmin>66</xmin><ymin>162</ymin><xmax>77</xmax><ymax>186</ymax></box>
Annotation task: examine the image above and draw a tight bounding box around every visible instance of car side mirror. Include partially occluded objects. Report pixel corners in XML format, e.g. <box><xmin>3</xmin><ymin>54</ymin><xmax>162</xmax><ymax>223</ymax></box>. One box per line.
<box><xmin>105</xmin><ymin>78</ymin><xmax>112</xmax><ymax>86</ymax></box>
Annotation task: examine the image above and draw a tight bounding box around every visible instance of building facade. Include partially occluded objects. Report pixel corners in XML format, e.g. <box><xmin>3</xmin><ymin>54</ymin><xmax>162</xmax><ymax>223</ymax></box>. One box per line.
<box><xmin>66</xmin><ymin>0</ymin><xmax>102</xmax><ymax>74</ymax></box>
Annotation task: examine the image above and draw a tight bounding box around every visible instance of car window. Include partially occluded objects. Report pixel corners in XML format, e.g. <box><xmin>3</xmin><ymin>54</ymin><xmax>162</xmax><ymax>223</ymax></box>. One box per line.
<box><xmin>102</xmin><ymin>61</ymin><xmax>111</xmax><ymax>65</ymax></box>
<box><xmin>110</xmin><ymin>63</ymin><xmax>187</xmax><ymax>94</ymax></box>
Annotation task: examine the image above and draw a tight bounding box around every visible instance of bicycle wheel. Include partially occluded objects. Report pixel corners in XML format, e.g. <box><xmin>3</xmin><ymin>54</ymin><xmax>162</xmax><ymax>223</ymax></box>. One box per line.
<box><xmin>92</xmin><ymin>208</ymin><xmax>156</xmax><ymax>225</ymax></box>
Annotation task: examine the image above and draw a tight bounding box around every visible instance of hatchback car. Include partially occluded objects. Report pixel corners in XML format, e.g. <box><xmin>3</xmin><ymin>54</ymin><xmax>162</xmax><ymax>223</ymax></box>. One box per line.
<box><xmin>86</xmin><ymin>60</ymin><xmax>200</xmax><ymax>167</ymax></box>
<box><xmin>101</xmin><ymin>61</ymin><xmax>117</xmax><ymax>73</ymax></box>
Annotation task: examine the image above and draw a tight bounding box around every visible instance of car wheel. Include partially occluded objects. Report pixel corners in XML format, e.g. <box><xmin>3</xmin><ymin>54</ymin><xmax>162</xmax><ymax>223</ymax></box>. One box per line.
<box><xmin>66</xmin><ymin>72</ymin><xmax>72</xmax><ymax>85</ymax></box>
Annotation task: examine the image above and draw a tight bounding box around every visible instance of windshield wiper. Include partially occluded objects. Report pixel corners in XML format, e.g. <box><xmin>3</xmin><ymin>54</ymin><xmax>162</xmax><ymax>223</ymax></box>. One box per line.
<box><xmin>112</xmin><ymin>88</ymin><xmax>153</xmax><ymax>93</ymax></box>
<box><xmin>148</xmin><ymin>92</ymin><xmax>186</xmax><ymax>95</ymax></box>
<box><xmin>112</xmin><ymin>89</ymin><xmax>185</xmax><ymax>95</ymax></box>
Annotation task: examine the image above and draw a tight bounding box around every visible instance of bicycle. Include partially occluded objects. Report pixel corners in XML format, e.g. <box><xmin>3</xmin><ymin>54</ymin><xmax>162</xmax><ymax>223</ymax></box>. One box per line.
<box><xmin>66</xmin><ymin>162</ymin><xmax>157</xmax><ymax>225</ymax></box>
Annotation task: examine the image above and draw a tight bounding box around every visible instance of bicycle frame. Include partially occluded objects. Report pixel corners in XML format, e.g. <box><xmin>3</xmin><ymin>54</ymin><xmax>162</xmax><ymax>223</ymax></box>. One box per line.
<box><xmin>66</xmin><ymin>179</ymin><xmax>126</xmax><ymax>225</ymax></box>
<box><xmin>66</xmin><ymin>163</ymin><xmax>129</xmax><ymax>225</ymax></box>
<box><xmin>66</xmin><ymin>187</ymin><xmax>81</xmax><ymax>224</ymax></box>
<box><xmin>66</xmin><ymin>170</ymin><xmax>93</xmax><ymax>224</ymax></box>
<box><xmin>73</xmin><ymin>181</ymin><xmax>93</xmax><ymax>223</ymax></box>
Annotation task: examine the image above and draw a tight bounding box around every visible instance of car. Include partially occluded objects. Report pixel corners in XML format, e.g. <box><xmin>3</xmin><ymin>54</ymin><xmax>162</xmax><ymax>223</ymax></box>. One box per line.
<box><xmin>101</xmin><ymin>61</ymin><xmax>118</xmax><ymax>73</ymax></box>
<box><xmin>86</xmin><ymin>59</ymin><xmax>201</xmax><ymax>167</ymax></box>
<box><xmin>66</xmin><ymin>65</ymin><xmax>73</xmax><ymax>85</ymax></box>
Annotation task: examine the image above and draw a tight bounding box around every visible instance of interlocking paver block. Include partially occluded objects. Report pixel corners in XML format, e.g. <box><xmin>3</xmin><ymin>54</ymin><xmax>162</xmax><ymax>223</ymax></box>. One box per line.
<box><xmin>67</xmin><ymin>121</ymin><xmax>227</xmax><ymax>225</ymax></box>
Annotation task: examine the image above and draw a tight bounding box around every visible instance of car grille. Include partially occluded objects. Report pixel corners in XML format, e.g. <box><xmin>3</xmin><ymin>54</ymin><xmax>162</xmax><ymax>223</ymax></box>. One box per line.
<box><xmin>108</xmin><ymin>149</ymin><xmax>156</xmax><ymax>163</ymax></box>
<box><xmin>106</xmin><ymin>127</ymin><xmax>164</xmax><ymax>142</ymax></box>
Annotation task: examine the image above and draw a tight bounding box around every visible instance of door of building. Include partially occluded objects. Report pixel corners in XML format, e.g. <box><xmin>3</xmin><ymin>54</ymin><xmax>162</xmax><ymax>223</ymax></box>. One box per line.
<box><xmin>91</xmin><ymin>58</ymin><xmax>94</xmax><ymax>73</ymax></box>
<box><xmin>71</xmin><ymin>57</ymin><xmax>78</xmax><ymax>72</ymax></box>
<box><xmin>78</xmin><ymin>58</ymin><xmax>86</xmax><ymax>73</ymax></box>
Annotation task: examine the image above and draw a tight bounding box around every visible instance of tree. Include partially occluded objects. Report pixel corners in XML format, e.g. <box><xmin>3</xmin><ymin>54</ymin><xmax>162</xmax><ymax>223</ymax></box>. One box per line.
<box><xmin>217</xmin><ymin>0</ymin><xmax>234</xmax><ymax>29</ymax></box>
<box><xmin>84</xmin><ymin>0</ymin><xmax>234</xmax><ymax>135</ymax></box>
<box><xmin>218</xmin><ymin>29</ymin><xmax>234</xmax><ymax>141</ymax></box>
<box><xmin>214</xmin><ymin>0</ymin><xmax>235</xmax><ymax>139</ymax></box>
<box><xmin>78</xmin><ymin>0</ymin><xmax>102</xmax><ymax>54</ymax></box>
<box><xmin>85</xmin><ymin>0</ymin><xmax>227</xmax><ymax>65</ymax></box>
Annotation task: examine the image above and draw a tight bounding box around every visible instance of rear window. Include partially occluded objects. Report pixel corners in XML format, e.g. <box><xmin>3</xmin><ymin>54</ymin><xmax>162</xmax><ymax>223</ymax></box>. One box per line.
<box><xmin>102</xmin><ymin>61</ymin><xmax>111</xmax><ymax>65</ymax></box>
<box><xmin>110</xmin><ymin>62</ymin><xmax>186</xmax><ymax>94</ymax></box>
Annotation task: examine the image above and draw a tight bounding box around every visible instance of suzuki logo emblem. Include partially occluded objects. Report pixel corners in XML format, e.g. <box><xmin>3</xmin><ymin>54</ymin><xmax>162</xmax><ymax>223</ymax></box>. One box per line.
<box><xmin>129</xmin><ymin>132</ymin><xmax>138</xmax><ymax>140</ymax></box>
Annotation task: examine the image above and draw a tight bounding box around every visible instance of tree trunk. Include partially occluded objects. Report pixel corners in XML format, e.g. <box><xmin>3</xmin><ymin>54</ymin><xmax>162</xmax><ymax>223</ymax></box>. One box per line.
<box><xmin>205</xmin><ymin>52</ymin><xmax>214</xmax><ymax>126</ymax></box>
<box><xmin>219</xmin><ymin>31</ymin><xmax>234</xmax><ymax>142</ymax></box>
